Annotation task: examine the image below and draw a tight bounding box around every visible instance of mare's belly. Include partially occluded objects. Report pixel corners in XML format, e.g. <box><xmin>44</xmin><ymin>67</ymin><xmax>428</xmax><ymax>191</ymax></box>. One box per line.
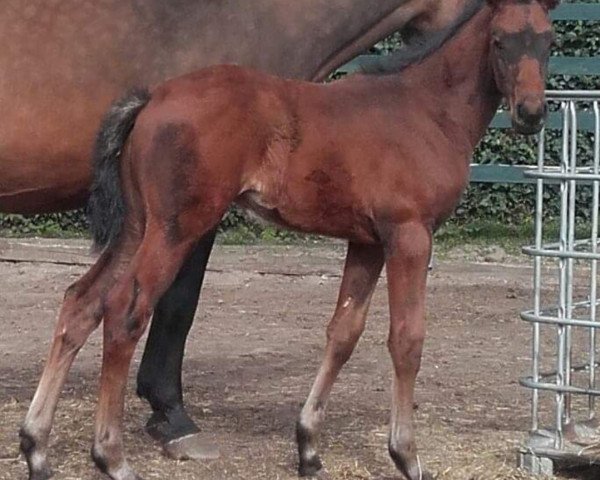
<box><xmin>0</xmin><ymin>151</ymin><xmax>91</xmax><ymax>213</ymax></box>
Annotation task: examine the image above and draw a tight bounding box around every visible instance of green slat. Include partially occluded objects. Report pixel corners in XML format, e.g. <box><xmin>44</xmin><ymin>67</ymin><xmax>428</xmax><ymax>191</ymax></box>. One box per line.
<box><xmin>337</xmin><ymin>56</ymin><xmax>371</xmax><ymax>74</ymax></box>
<box><xmin>470</xmin><ymin>165</ymin><xmax>534</xmax><ymax>184</ymax></box>
<box><xmin>551</xmin><ymin>3</ymin><xmax>600</xmax><ymax>21</ymax></box>
<box><xmin>469</xmin><ymin>164</ymin><xmax>599</xmax><ymax>185</ymax></box>
<box><xmin>491</xmin><ymin>111</ymin><xmax>597</xmax><ymax>132</ymax></box>
<box><xmin>550</xmin><ymin>57</ymin><xmax>600</xmax><ymax>76</ymax></box>
<box><xmin>339</xmin><ymin>56</ymin><xmax>600</xmax><ymax>76</ymax></box>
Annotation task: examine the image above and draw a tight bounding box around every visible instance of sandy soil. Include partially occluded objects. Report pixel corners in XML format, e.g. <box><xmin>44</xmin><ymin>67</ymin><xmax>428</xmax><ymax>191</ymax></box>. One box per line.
<box><xmin>0</xmin><ymin>238</ymin><xmax>598</xmax><ymax>480</ymax></box>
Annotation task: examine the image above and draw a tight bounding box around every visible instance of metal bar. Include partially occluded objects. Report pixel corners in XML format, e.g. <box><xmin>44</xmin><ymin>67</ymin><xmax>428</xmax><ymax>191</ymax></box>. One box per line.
<box><xmin>523</xmin><ymin>246</ymin><xmax>600</xmax><ymax>261</ymax></box>
<box><xmin>524</xmin><ymin>171</ymin><xmax>600</xmax><ymax>182</ymax></box>
<box><xmin>520</xmin><ymin>378</ymin><xmax>600</xmax><ymax>397</ymax></box>
<box><xmin>546</xmin><ymin>90</ymin><xmax>600</xmax><ymax>101</ymax></box>
<box><xmin>522</xmin><ymin>311</ymin><xmax>600</xmax><ymax>330</ymax></box>
<box><xmin>564</xmin><ymin>102</ymin><xmax>578</xmax><ymax>424</ymax></box>
<box><xmin>528</xmin><ymin>359</ymin><xmax>600</xmax><ymax>380</ymax></box>
<box><xmin>555</xmin><ymin>102</ymin><xmax>570</xmax><ymax>449</ymax></box>
<box><xmin>590</xmin><ymin>101</ymin><xmax>600</xmax><ymax>418</ymax></box>
<box><xmin>524</xmin><ymin>236</ymin><xmax>600</xmax><ymax>251</ymax></box>
<box><xmin>524</xmin><ymin>297</ymin><xmax>600</xmax><ymax>316</ymax></box>
<box><xmin>531</xmin><ymin>128</ymin><xmax>545</xmax><ymax>432</ymax></box>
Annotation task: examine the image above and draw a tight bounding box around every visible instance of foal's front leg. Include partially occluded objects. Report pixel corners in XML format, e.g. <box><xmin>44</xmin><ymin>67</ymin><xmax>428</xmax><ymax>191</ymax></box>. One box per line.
<box><xmin>384</xmin><ymin>222</ymin><xmax>432</xmax><ymax>480</ymax></box>
<box><xmin>297</xmin><ymin>242</ymin><xmax>384</xmax><ymax>477</ymax></box>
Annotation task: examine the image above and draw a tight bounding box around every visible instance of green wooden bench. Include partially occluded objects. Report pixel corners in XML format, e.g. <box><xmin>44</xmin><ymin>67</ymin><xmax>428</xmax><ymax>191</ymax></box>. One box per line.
<box><xmin>338</xmin><ymin>2</ymin><xmax>600</xmax><ymax>185</ymax></box>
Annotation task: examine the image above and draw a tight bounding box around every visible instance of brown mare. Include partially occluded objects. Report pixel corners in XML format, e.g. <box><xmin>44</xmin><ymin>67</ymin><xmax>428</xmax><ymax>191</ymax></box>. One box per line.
<box><xmin>1</xmin><ymin>0</ymin><xmax>484</xmax><ymax>456</ymax></box>
<box><xmin>20</xmin><ymin>0</ymin><xmax>557</xmax><ymax>479</ymax></box>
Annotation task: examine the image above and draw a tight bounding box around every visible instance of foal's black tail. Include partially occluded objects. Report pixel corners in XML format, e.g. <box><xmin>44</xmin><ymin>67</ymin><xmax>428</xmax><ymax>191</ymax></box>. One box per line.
<box><xmin>87</xmin><ymin>88</ymin><xmax>151</xmax><ymax>252</ymax></box>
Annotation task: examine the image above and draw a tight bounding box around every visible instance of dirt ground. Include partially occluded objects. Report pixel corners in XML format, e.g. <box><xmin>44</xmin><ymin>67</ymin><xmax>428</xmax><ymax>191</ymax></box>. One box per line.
<box><xmin>0</xmin><ymin>238</ymin><xmax>599</xmax><ymax>480</ymax></box>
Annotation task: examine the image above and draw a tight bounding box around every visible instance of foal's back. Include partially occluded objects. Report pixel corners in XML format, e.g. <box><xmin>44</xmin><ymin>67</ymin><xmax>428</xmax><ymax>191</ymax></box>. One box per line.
<box><xmin>130</xmin><ymin>65</ymin><xmax>468</xmax><ymax>242</ymax></box>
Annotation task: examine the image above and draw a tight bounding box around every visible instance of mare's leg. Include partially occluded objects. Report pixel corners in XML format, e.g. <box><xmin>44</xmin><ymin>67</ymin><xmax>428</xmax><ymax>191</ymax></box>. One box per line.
<box><xmin>20</xmin><ymin>248</ymin><xmax>127</xmax><ymax>480</ymax></box>
<box><xmin>297</xmin><ymin>242</ymin><xmax>384</xmax><ymax>477</ymax></box>
<box><xmin>137</xmin><ymin>228</ymin><xmax>217</xmax><ymax>448</ymax></box>
<box><xmin>384</xmin><ymin>222</ymin><xmax>432</xmax><ymax>480</ymax></box>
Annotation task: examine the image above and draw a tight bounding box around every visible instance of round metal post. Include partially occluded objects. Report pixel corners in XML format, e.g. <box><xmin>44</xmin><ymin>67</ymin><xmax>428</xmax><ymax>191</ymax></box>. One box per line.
<box><xmin>589</xmin><ymin>101</ymin><xmax>600</xmax><ymax>419</ymax></box>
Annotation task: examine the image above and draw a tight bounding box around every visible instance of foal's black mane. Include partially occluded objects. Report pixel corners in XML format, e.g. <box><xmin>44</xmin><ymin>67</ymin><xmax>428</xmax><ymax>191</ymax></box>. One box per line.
<box><xmin>362</xmin><ymin>0</ymin><xmax>486</xmax><ymax>75</ymax></box>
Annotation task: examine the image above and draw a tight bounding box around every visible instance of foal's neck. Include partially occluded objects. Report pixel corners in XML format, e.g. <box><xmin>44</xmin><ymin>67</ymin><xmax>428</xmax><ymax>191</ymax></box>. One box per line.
<box><xmin>392</xmin><ymin>5</ymin><xmax>501</xmax><ymax>152</ymax></box>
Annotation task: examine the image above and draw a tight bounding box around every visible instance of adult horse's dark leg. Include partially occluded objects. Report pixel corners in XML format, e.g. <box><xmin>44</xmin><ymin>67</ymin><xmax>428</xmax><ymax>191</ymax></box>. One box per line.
<box><xmin>136</xmin><ymin>228</ymin><xmax>217</xmax><ymax>451</ymax></box>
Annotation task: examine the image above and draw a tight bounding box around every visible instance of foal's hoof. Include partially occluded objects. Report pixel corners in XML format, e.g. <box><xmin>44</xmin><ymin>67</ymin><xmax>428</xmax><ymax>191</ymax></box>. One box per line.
<box><xmin>29</xmin><ymin>469</ymin><xmax>53</xmax><ymax>480</ymax></box>
<box><xmin>20</xmin><ymin>429</ymin><xmax>53</xmax><ymax>480</ymax></box>
<box><xmin>298</xmin><ymin>455</ymin><xmax>325</xmax><ymax>477</ymax></box>
<box><xmin>163</xmin><ymin>433</ymin><xmax>220</xmax><ymax>461</ymax></box>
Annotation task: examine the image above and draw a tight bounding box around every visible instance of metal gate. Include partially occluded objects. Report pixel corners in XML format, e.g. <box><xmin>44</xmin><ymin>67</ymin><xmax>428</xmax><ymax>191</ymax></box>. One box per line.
<box><xmin>519</xmin><ymin>91</ymin><xmax>600</xmax><ymax>474</ymax></box>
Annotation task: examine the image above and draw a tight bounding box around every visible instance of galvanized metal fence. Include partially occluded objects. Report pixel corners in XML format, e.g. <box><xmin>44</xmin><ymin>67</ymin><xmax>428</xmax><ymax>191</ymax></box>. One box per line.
<box><xmin>519</xmin><ymin>91</ymin><xmax>600</xmax><ymax>475</ymax></box>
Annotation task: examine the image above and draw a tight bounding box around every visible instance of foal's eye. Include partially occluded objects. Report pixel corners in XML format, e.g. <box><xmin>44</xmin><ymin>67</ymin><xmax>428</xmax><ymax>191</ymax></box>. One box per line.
<box><xmin>493</xmin><ymin>38</ymin><xmax>505</xmax><ymax>50</ymax></box>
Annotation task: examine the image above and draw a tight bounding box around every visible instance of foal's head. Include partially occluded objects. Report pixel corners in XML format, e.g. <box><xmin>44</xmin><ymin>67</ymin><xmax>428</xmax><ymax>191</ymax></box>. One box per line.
<box><xmin>488</xmin><ymin>0</ymin><xmax>557</xmax><ymax>134</ymax></box>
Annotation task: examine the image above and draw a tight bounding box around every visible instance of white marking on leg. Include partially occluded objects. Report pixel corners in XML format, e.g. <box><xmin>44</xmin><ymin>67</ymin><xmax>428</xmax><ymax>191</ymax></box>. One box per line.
<box><xmin>300</xmin><ymin>372</ymin><xmax>329</xmax><ymax>433</ymax></box>
<box><xmin>110</xmin><ymin>461</ymin><xmax>137</xmax><ymax>480</ymax></box>
<box><xmin>342</xmin><ymin>296</ymin><xmax>353</xmax><ymax>308</ymax></box>
<box><xmin>29</xmin><ymin>451</ymin><xmax>47</xmax><ymax>472</ymax></box>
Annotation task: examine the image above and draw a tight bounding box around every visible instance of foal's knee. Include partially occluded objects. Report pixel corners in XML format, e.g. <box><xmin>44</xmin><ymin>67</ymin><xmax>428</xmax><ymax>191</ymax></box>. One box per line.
<box><xmin>387</xmin><ymin>326</ymin><xmax>425</xmax><ymax>372</ymax></box>
<box><xmin>326</xmin><ymin>322</ymin><xmax>364</xmax><ymax>364</ymax></box>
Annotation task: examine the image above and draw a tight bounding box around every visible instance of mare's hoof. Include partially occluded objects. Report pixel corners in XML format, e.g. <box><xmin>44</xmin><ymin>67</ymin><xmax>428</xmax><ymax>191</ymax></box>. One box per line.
<box><xmin>145</xmin><ymin>409</ymin><xmax>199</xmax><ymax>443</ymax></box>
<box><xmin>163</xmin><ymin>433</ymin><xmax>220</xmax><ymax>461</ymax></box>
<box><xmin>144</xmin><ymin>411</ymin><xmax>166</xmax><ymax>441</ymax></box>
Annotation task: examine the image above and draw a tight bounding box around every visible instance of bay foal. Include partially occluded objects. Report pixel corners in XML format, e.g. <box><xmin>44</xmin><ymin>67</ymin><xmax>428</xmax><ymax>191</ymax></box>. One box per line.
<box><xmin>21</xmin><ymin>0</ymin><xmax>556</xmax><ymax>479</ymax></box>
<box><xmin>1</xmin><ymin>0</ymin><xmax>497</xmax><ymax>450</ymax></box>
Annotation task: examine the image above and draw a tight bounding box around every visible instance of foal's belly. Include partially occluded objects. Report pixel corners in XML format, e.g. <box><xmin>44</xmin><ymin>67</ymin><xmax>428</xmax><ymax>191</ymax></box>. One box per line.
<box><xmin>236</xmin><ymin>190</ymin><xmax>379</xmax><ymax>244</ymax></box>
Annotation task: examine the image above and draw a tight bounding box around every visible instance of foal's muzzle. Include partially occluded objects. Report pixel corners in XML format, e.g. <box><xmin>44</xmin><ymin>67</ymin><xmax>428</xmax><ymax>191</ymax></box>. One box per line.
<box><xmin>512</xmin><ymin>97</ymin><xmax>548</xmax><ymax>135</ymax></box>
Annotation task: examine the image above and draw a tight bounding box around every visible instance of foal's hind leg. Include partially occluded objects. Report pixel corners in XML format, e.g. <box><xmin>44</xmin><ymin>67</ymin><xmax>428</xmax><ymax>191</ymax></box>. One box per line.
<box><xmin>384</xmin><ymin>222</ymin><xmax>432</xmax><ymax>480</ymax></box>
<box><xmin>90</xmin><ymin>226</ymin><xmax>219</xmax><ymax>480</ymax></box>
<box><xmin>20</xmin><ymin>249</ymin><xmax>127</xmax><ymax>480</ymax></box>
<box><xmin>297</xmin><ymin>243</ymin><xmax>383</xmax><ymax>477</ymax></box>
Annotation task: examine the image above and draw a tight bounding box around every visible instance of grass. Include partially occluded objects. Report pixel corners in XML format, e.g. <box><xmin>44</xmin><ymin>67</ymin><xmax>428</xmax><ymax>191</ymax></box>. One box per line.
<box><xmin>435</xmin><ymin>219</ymin><xmax>595</xmax><ymax>254</ymax></box>
<box><xmin>1</xmin><ymin>214</ymin><xmax>595</xmax><ymax>254</ymax></box>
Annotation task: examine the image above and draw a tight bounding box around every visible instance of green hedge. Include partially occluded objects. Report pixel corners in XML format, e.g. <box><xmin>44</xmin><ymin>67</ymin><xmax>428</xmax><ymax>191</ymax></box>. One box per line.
<box><xmin>1</xmin><ymin>1</ymin><xmax>599</xmax><ymax>238</ymax></box>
